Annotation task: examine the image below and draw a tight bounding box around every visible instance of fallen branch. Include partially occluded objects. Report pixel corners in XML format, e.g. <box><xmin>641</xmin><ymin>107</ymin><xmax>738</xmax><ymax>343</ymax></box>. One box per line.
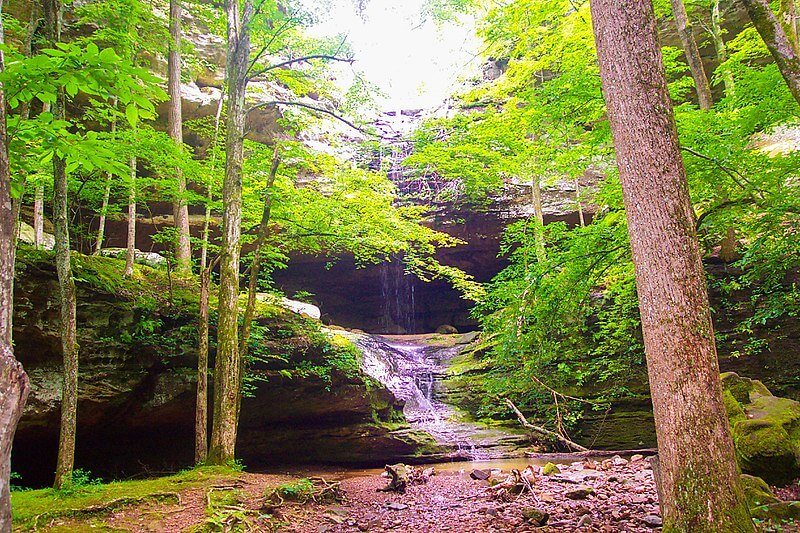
<box><xmin>505</xmin><ymin>399</ymin><xmax>589</xmax><ymax>452</ymax></box>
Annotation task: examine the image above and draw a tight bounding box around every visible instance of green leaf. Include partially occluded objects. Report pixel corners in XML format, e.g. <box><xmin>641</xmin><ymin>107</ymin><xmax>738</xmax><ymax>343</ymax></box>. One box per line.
<box><xmin>125</xmin><ymin>104</ymin><xmax>138</xmax><ymax>128</ymax></box>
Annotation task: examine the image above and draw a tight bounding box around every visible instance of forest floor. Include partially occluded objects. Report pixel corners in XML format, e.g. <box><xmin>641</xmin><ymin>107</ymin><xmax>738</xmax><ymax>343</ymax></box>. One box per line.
<box><xmin>12</xmin><ymin>458</ymin><xmax>798</xmax><ymax>532</ymax></box>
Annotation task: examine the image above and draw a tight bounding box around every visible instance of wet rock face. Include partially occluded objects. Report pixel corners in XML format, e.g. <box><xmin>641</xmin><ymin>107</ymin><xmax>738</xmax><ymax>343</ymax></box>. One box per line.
<box><xmin>10</xmin><ymin>254</ymin><xmax>419</xmax><ymax>486</ymax></box>
<box><xmin>274</xmin><ymin>185</ymin><xmax>593</xmax><ymax>334</ymax></box>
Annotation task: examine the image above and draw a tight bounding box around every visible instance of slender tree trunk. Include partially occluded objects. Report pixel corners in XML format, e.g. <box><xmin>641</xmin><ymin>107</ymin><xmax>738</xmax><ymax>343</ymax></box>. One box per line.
<box><xmin>33</xmin><ymin>103</ymin><xmax>50</xmax><ymax>250</ymax></box>
<box><xmin>196</xmin><ymin>266</ymin><xmax>210</xmax><ymax>463</ymax></box>
<box><xmin>740</xmin><ymin>0</ymin><xmax>800</xmax><ymax>105</ymax></box>
<box><xmin>575</xmin><ymin>177</ymin><xmax>585</xmax><ymax>227</ymax></box>
<box><xmin>0</xmin><ymin>2</ymin><xmax>30</xmax><ymax>525</ymax></box>
<box><xmin>711</xmin><ymin>0</ymin><xmax>735</xmax><ymax>97</ymax></box>
<box><xmin>124</xmin><ymin>156</ymin><xmax>136</xmax><ymax>277</ymax></box>
<box><xmin>590</xmin><ymin>1</ymin><xmax>754</xmax><ymax>531</ymax></box>
<box><xmin>530</xmin><ymin>173</ymin><xmax>545</xmax><ymax>262</ymax></box>
<box><xmin>44</xmin><ymin>0</ymin><xmax>79</xmax><ymax>492</ymax></box>
<box><xmin>169</xmin><ymin>0</ymin><xmax>191</xmax><ymax>276</ymax></box>
<box><xmin>238</xmin><ymin>146</ymin><xmax>279</xmax><ymax>359</ymax></box>
<box><xmin>671</xmin><ymin>0</ymin><xmax>714</xmax><ymax>109</ymax></box>
<box><xmin>94</xmin><ymin>98</ymin><xmax>117</xmax><ymax>255</ymax></box>
<box><xmin>195</xmin><ymin>81</ymin><xmax>224</xmax><ymax>465</ymax></box>
<box><xmin>10</xmin><ymin>4</ymin><xmax>38</xmax><ymax>246</ymax></box>
<box><xmin>779</xmin><ymin>0</ymin><xmax>799</xmax><ymax>53</ymax></box>
<box><xmin>33</xmin><ymin>185</ymin><xmax>44</xmax><ymax>248</ymax></box>
<box><xmin>207</xmin><ymin>0</ymin><xmax>252</xmax><ymax>465</ymax></box>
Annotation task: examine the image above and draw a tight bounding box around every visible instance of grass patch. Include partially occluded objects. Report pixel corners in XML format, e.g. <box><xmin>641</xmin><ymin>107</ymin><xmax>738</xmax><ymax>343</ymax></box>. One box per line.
<box><xmin>12</xmin><ymin>466</ymin><xmax>241</xmax><ymax>530</ymax></box>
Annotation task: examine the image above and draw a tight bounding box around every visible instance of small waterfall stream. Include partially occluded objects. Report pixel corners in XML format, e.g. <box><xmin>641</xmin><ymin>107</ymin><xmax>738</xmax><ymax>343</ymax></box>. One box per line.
<box><xmin>354</xmin><ymin>334</ymin><xmax>526</xmax><ymax>460</ymax></box>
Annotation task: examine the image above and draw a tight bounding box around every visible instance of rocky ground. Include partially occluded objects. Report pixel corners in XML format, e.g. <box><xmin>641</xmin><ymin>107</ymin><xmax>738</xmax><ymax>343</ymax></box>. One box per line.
<box><xmin>24</xmin><ymin>457</ymin><xmax>800</xmax><ymax>532</ymax></box>
<box><xmin>277</xmin><ymin>455</ymin><xmax>663</xmax><ymax>532</ymax></box>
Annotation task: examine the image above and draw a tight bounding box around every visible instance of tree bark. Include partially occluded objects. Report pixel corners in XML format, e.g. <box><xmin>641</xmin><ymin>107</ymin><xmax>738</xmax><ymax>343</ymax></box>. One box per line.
<box><xmin>575</xmin><ymin>177</ymin><xmax>585</xmax><ymax>227</ymax></box>
<box><xmin>711</xmin><ymin>0</ymin><xmax>735</xmax><ymax>98</ymax></box>
<box><xmin>779</xmin><ymin>0</ymin><xmax>799</xmax><ymax>53</ymax></box>
<box><xmin>124</xmin><ymin>156</ymin><xmax>136</xmax><ymax>277</ymax></box>
<box><xmin>195</xmin><ymin>265</ymin><xmax>210</xmax><ymax>463</ymax></box>
<box><xmin>33</xmin><ymin>185</ymin><xmax>44</xmax><ymax>249</ymax></box>
<box><xmin>590</xmin><ymin>1</ymin><xmax>754</xmax><ymax>531</ymax></box>
<box><xmin>44</xmin><ymin>0</ymin><xmax>79</xmax><ymax>492</ymax></box>
<box><xmin>740</xmin><ymin>0</ymin><xmax>800</xmax><ymax>105</ymax></box>
<box><xmin>0</xmin><ymin>2</ymin><xmax>30</xmax><ymax>525</ymax></box>
<box><xmin>10</xmin><ymin>4</ymin><xmax>39</xmax><ymax>245</ymax></box>
<box><xmin>207</xmin><ymin>0</ymin><xmax>252</xmax><ymax>465</ymax></box>
<box><xmin>530</xmin><ymin>173</ymin><xmax>545</xmax><ymax>262</ymax></box>
<box><xmin>238</xmin><ymin>146</ymin><xmax>279</xmax><ymax>359</ymax></box>
<box><xmin>169</xmin><ymin>0</ymin><xmax>191</xmax><ymax>276</ymax></box>
<box><xmin>671</xmin><ymin>0</ymin><xmax>714</xmax><ymax>109</ymax></box>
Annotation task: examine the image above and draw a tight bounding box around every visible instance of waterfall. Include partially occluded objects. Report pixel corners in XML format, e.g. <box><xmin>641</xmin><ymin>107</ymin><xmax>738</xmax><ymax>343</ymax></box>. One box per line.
<box><xmin>354</xmin><ymin>334</ymin><xmax>491</xmax><ymax>460</ymax></box>
<box><xmin>379</xmin><ymin>259</ymin><xmax>417</xmax><ymax>334</ymax></box>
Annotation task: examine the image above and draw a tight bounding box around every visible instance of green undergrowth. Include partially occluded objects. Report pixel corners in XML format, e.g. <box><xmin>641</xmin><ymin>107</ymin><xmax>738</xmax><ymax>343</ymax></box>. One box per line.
<box><xmin>11</xmin><ymin>466</ymin><xmax>242</xmax><ymax>530</ymax></box>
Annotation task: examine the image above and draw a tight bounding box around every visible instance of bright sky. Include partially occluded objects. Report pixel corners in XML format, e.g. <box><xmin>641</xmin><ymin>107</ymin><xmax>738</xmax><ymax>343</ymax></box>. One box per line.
<box><xmin>306</xmin><ymin>0</ymin><xmax>480</xmax><ymax>112</ymax></box>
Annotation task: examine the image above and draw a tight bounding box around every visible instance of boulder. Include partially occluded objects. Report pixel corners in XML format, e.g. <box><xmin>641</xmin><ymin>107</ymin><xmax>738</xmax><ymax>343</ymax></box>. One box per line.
<box><xmin>435</xmin><ymin>324</ymin><xmax>458</xmax><ymax>334</ymax></box>
<box><xmin>565</xmin><ymin>486</ymin><xmax>594</xmax><ymax>500</ymax></box>
<box><xmin>17</xmin><ymin>221</ymin><xmax>55</xmax><ymax>250</ymax></box>
<box><xmin>722</xmin><ymin>372</ymin><xmax>800</xmax><ymax>485</ymax></box>
<box><xmin>521</xmin><ymin>507</ymin><xmax>549</xmax><ymax>526</ymax></box>
<box><xmin>97</xmin><ymin>248</ymin><xmax>168</xmax><ymax>269</ymax></box>
<box><xmin>542</xmin><ymin>462</ymin><xmax>561</xmax><ymax>476</ymax></box>
<box><xmin>740</xmin><ymin>474</ymin><xmax>779</xmax><ymax>508</ymax></box>
<box><xmin>750</xmin><ymin>501</ymin><xmax>800</xmax><ymax>522</ymax></box>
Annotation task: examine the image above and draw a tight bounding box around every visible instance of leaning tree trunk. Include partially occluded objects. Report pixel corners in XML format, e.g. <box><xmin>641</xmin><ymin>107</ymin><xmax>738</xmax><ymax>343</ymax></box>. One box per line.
<box><xmin>124</xmin><ymin>156</ymin><xmax>136</xmax><ymax>277</ymax></box>
<box><xmin>238</xmin><ymin>146</ymin><xmax>279</xmax><ymax>359</ymax></box>
<box><xmin>207</xmin><ymin>0</ymin><xmax>252</xmax><ymax>465</ymax></box>
<box><xmin>169</xmin><ymin>0</ymin><xmax>191</xmax><ymax>276</ymax></box>
<box><xmin>740</xmin><ymin>0</ymin><xmax>800</xmax><ymax>105</ymax></box>
<box><xmin>590</xmin><ymin>1</ymin><xmax>754</xmax><ymax>531</ymax></box>
<box><xmin>530</xmin><ymin>173</ymin><xmax>546</xmax><ymax>262</ymax></box>
<box><xmin>0</xmin><ymin>3</ymin><xmax>30</xmax><ymax>526</ymax></box>
<box><xmin>671</xmin><ymin>0</ymin><xmax>714</xmax><ymax>109</ymax></box>
<box><xmin>44</xmin><ymin>0</ymin><xmax>79</xmax><ymax>491</ymax></box>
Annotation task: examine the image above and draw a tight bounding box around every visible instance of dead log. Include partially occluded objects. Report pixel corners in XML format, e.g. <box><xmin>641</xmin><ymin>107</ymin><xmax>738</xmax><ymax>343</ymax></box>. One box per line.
<box><xmin>505</xmin><ymin>399</ymin><xmax>589</xmax><ymax>452</ymax></box>
<box><xmin>378</xmin><ymin>464</ymin><xmax>408</xmax><ymax>493</ymax></box>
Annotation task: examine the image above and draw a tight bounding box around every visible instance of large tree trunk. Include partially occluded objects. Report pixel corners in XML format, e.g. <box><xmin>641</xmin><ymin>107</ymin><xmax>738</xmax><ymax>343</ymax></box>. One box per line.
<box><xmin>671</xmin><ymin>0</ymin><xmax>714</xmax><ymax>109</ymax></box>
<box><xmin>124</xmin><ymin>156</ymin><xmax>136</xmax><ymax>277</ymax></box>
<box><xmin>44</xmin><ymin>0</ymin><xmax>79</xmax><ymax>492</ymax></box>
<box><xmin>0</xmin><ymin>4</ymin><xmax>30</xmax><ymax>526</ymax></box>
<box><xmin>740</xmin><ymin>0</ymin><xmax>800</xmax><ymax>105</ymax></box>
<box><xmin>238</xmin><ymin>146</ymin><xmax>279</xmax><ymax>359</ymax></box>
<box><xmin>207</xmin><ymin>0</ymin><xmax>252</xmax><ymax>465</ymax></box>
<box><xmin>590</xmin><ymin>1</ymin><xmax>754</xmax><ymax>531</ymax></box>
<box><xmin>169</xmin><ymin>0</ymin><xmax>191</xmax><ymax>276</ymax></box>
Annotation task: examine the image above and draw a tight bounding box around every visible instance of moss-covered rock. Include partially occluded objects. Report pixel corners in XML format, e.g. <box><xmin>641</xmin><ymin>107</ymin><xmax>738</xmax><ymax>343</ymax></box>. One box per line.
<box><xmin>750</xmin><ymin>501</ymin><xmax>800</xmax><ymax>522</ymax></box>
<box><xmin>542</xmin><ymin>462</ymin><xmax>560</xmax><ymax>476</ymax></box>
<box><xmin>739</xmin><ymin>474</ymin><xmax>779</xmax><ymax>508</ymax></box>
<box><xmin>11</xmin><ymin>249</ymin><xmax>425</xmax><ymax>486</ymax></box>
<box><xmin>722</xmin><ymin>372</ymin><xmax>800</xmax><ymax>485</ymax></box>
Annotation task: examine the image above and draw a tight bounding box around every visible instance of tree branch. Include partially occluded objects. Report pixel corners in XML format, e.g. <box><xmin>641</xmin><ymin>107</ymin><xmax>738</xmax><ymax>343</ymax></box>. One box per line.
<box><xmin>247</xmin><ymin>99</ymin><xmax>372</xmax><ymax>135</ymax></box>
<box><xmin>248</xmin><ymin>54</ymin><xmax>354</xmax><ymax>81</ymax></box>
<box><xmin>505</xmin><ymin>399</ymin><xmax>589</xmax><ymax>452</ymax></box>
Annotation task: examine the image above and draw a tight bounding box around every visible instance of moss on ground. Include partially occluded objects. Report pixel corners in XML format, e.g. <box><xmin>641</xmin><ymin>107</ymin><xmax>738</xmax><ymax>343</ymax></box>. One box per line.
<box><xmin>11</xmin><ymin>466</ymin><xmax>241</xmax><ymax>530</ymax></box>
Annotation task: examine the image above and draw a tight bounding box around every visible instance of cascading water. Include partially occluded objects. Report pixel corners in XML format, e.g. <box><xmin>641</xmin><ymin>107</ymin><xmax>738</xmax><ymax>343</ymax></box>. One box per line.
<box><xmin>353</xmin><ymin>334</ymin><xmax>516</xmax><ymax>460</ymax></box>
<box><xmin>379</xmin><ymin>259</ymin><xmax>417</xmax><ymax>334</ymax></box>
